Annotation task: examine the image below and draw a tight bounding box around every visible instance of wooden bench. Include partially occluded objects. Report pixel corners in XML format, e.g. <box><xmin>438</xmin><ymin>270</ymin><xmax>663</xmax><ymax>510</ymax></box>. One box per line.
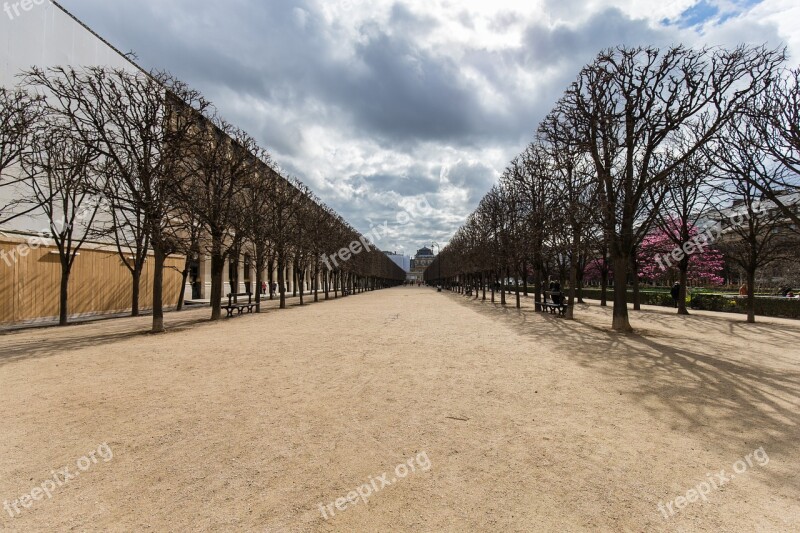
<box><xmin>223</xmin><ymin>292</ymin><xmax>256</xmax><ymax>317</ymax></box>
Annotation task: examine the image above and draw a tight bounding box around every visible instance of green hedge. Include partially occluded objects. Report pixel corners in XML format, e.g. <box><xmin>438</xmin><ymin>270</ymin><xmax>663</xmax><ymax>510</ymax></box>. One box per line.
<box><xmin>578</xmin><ymin>288</ymin><xmax>676</xmax><ymax>307</ymax></box>
<box><xmin>492</xmin><ymin>285</ymin><xmax>799</xmax><ymax>319</ymax></box>
<box><xmin>576</xmin><ymin>288</ymin><xmax>800</xmax><ymax>319</ymax></box>
<box><xmin>690</xmin><ymin>294</ymin><xmax>800</xmax><ymax>319</ymax></box>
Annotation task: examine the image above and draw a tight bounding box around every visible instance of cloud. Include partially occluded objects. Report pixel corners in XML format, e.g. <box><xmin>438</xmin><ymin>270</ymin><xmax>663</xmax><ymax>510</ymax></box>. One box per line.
<box><xmin>56</xmin><ymin>0</ymin><xmax>798</xmax><ymax>254</ymax></box>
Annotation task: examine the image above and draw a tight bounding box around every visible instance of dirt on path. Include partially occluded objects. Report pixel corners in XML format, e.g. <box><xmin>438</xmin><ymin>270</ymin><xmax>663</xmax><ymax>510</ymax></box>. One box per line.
<box><xmin>1</xmin><ymin>287</ymin><xmax>798</xmax><ymax>531</ymax></box>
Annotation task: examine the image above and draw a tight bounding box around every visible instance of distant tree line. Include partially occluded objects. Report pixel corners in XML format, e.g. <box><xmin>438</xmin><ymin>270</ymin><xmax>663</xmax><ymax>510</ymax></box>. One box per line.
<box><xmin>425</xmin><ymin>45</ymin><xmax>800</xmax><ymax>328</ymax></box>
<box><xmin>0</xmin><ymin>66</ymin><xmax>405</xmax><ymax>331</ymax></box>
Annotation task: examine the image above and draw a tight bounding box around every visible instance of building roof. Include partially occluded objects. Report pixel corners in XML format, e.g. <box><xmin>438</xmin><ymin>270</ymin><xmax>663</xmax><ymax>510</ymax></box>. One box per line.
<box><xmin>416</xmin><ymin>246</ymin><xmax>433</xmax><ymax>257</ymax></box>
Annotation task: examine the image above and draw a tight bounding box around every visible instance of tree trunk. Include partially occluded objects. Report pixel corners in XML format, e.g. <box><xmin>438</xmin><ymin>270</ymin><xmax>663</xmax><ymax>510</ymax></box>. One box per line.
<box><xmin>612</xmin><ymin>254</ymin><xmax>632</xmax><ymax>332</ymax></box>
<box><xmin>522</xmin><ymin>262</ymin><xmax>529</xmax><ymax>299</ymax></box>
<box><xmin>278</xmin><ymin>258</ymin><xmax>287</xmax><ymax>309</ymax></box>
<box><xmin>600</xmin><ymin>256</ymin><xmax>609</xmax><ymax>307</ymax></box>
<box><xmin>678</xmin><ymin>261</ymin><xmax>689</xmax><ymax>316</ymax></box>
<box><xmin>292</xmin><ymin>262</ymin><xmax>298</xmax><ymax>297</ymax></box>
<box><xmin>631</xmin><ymin>251</ymin><xmax>641</xmax><ymax>312</ymax></box>
<box><xmin>210</xmin><ymin>250</ymin><xmax>225</xmax><ymax>321</ymax></box>
<box><xmin>131</xmin><ymin>269</ymin><xmax>141</xmax><ymax>317</ymax></box>
<box><xmin>255</xmin><ymin>251</ymin><xmax>264</xmax><ymax>313</ymax></box>
<box><xmin>268</xmin><ymin>258</ymin><xmax>275</xmax><ymax>300</ymax></box>
<box><xmin>746</xmin><ymin>268</ymin><xmax>756</xmax><ymax>324</ymax></box>
<box><xmin>176</xmin><ymin>255</ymin><xmax>190</xmax><ymax>312</ymax></box>
<box><xmin>228</xmin><ymin>250</ymin><xmax>239</xmax><ymax>300</ymax></box>
<box><xmin>314</xmin><ymin>263</ymin><xmax>320</xmax><ymax>302</ymax></box>
<box><xmin>482</xmin><ymin>272</ymin><xmax>486</xmax><ymax>301</ymax></box>
<box><xmin>59</xmin><ymin>263</ymin><xmax>70</xmax><ymax>326</ymax></box>
<box><xmin>299</xmin><ymin>269</ymin><xmax>305</xmax><ymax>305</ymax></box>
<box><xmin>566</xmin><ymin>241</ymin><xmax>578</xmax><ymax>320</ymax></box>
<box><xmin>151</xmin><ymin>245</ymin><xmax>166</xmax><ymax>333</ymax></box>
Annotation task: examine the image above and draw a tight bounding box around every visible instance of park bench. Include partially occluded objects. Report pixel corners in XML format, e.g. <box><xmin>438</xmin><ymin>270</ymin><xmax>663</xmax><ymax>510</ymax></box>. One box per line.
<box><xmin>223</xmin><ymin>292</ymin><xmax>256</xmax><ymax>317</ymax></box>
<box><xmin>538</xmin><ymin>292</ymin><xmax>569</xmax><ymax>317</ymax></box>
<box><xmin>540</xmin><ymin>301</ymin><xmax>569</xmax><ymax>317</ymax></box>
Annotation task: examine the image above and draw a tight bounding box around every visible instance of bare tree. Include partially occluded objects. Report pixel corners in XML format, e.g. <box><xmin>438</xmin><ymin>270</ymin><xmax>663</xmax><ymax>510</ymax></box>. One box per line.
<box><xmin>264</xmin><ymin>173</ymin><xmax>302</xmax><ymax>309</ymax></box>
<box><xmin>20</xmin><ymin>117</ymin><xmax>100</xmax><ymax>325</ymax></box>
<box><xmin>562</xmin><ymin>45</ymin><xmax>783</xmax><ymax>331</ymax></box>
<box><xmin>176</xmin><ymin>117</ymin><xmax>260</xmax><ymax>320</ymax></box>
<box><xmin>168</xmin><ymin>199</ymin><xmax>204</xmax><ymax>312</ymax></box>
<box><xmin>708</xmin><ymin>122</ymin><xmax>793</xmax><ymax>323</ymax></box>
<box><xmin>239</xmin><ymin>153</ymin><xmax>277</xmax><ymax>313</ymax></box>
<box><xmin>744</xmin><ymin>70</ymin><xmax>800</xmax><ymax>227</ymax></box>
<box><xmin>297</xmin><ymin>192</ymin><xmax>333</xmax><ymax>304</ymax></box>
<box><xmin>289</xmin><ymin>182</ymin><xmax>317</xmax><ymax>306</ymax></box>
<box><xmin>649</xmin><ymin>152</ymin><xmax>714</xmax><ymax>315</ymax></box>
<box><xmin>98</xmin><ymin>167</ymin><xmax>150</xmax><ymax>317</ymax></box>
<box><xmin>1</xmin><ymin>87</ymin><xmax>44</xmax><ymax>223</ymax></box>
<box><xmin>539</xmin><ymin>114</ymin><xmax>598</xmax><ymax>319</ymax></box>
<box><xmin>515</xmin><ymin>143</ymin><xmax>557</xmax><ymax>307</ymax></box>
<box><xmin>25</xmin><ymin>66</ymin><xmax>211</xmax><ymax>333</ymax></box>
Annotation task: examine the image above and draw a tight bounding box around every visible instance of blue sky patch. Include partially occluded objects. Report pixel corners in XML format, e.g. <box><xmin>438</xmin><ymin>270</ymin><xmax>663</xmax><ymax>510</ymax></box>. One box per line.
<box><xmin>663</xmin><ymin>0</ymin><xmax>763</xmax><ymax>29</ymax></box>
<box><xmin>679</xmin><ymin>1</ymin><xmax>720</xmax><ymax>28</ymax></box>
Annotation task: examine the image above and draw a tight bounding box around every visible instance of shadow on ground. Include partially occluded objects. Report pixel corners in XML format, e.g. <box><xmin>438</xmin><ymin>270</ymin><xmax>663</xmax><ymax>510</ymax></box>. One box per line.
<box><xmin>448</xmin><ymin>291</ymin><xmax>800</xmax><ymax>493</ymax></box>
<box><xmin>0</xmin><ymin>293</ymin><xmax>350</xmax><ymax>367</ymax></box>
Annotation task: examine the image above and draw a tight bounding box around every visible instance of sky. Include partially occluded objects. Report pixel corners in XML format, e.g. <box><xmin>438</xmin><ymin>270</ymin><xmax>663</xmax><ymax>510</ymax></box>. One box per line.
<box><xmin>58</xmin><ymin>0</ymin><xmax>800</xmax><ymax>258</ymax></box>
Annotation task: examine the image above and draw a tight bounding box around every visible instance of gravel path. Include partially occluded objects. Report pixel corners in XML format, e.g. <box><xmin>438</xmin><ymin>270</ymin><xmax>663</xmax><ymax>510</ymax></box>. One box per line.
<box><xmin>1</xmin><ymin>287</ymin><xmax>798</xmax><ymax>531</ymax></box>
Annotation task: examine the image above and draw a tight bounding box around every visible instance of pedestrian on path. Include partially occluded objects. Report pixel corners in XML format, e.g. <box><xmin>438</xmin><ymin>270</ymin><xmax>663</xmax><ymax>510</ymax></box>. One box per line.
<box><xmin>671</xmin><ymin>282</ymin><xmax>681</xmax><ymax>308</ymax></box>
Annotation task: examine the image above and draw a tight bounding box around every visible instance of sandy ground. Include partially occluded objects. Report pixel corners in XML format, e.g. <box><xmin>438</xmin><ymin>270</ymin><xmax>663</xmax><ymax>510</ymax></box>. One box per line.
<box><xmin>0</xmin><ymin>287</ymin><xmax>799</xmax><ymax>532</ymax></box>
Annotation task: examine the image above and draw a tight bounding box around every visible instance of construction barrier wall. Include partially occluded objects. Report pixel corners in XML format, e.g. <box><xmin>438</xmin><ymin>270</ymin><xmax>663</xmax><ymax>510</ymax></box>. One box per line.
<box><xmin>0</xmin><ymin>234</ymin><xmax>185</xmax><ymax>325</ymax></box>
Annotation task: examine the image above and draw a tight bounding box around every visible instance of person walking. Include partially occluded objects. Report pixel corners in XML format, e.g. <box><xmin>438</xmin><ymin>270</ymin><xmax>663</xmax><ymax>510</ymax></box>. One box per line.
<box><xmin>671</xmin><ymin>282</ymin><xmax>681</xmax><ymax>308</ymax></box>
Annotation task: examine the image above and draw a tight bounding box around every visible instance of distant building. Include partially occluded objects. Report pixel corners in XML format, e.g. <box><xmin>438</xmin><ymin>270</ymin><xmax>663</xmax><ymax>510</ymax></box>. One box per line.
<box><xmin>705</xmin><ymin>192</ymin><xmax>800</xmax><ymax>287</ymax></box>
<box><xmin>410</xmin><ymin>246</ymin><xmax>435</xmax><ymax>281</ymax></box>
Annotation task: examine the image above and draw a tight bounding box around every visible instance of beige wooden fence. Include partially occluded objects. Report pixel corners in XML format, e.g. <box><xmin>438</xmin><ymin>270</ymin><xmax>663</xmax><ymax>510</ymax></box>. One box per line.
<box><xmin>0</xmin><ymin>234</ymin><xmax>185</xmax><ymax>325</ymax></box>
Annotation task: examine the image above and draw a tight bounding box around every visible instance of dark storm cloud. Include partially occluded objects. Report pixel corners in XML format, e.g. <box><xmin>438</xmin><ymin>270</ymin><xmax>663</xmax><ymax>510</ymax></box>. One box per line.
<box><xmin>344</xmin><ymin>27</ymin><xmax>481</xmax><ymax>142</ymax></box>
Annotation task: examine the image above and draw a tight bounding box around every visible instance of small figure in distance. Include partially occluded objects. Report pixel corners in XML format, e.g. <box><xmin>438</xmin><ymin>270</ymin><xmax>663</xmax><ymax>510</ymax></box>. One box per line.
<box><xmin>671</xmin><ymin>282</ymin><xmax>681</xmax><ymax>308</ymax></box>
